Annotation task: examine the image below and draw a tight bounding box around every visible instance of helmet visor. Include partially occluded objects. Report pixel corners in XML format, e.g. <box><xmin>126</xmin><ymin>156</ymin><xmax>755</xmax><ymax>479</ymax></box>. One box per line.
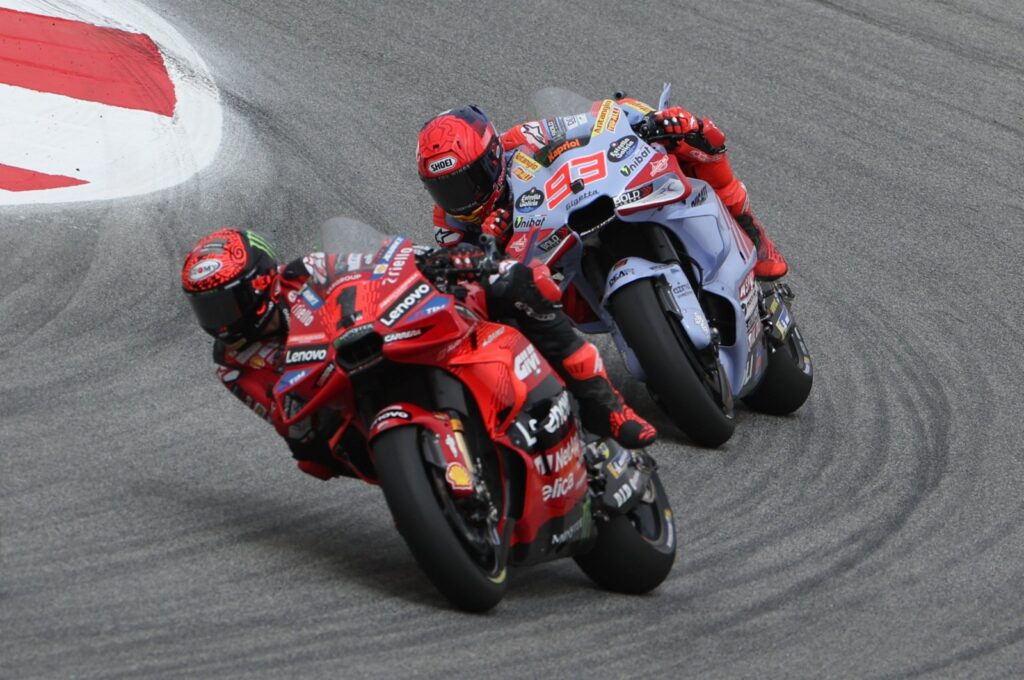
<box><xmin>421</xmin><ymin>137</ymin><xmax>503</xmax><ymax>216</ymax></box>
<box><xmin>186</xmin><ymin>280</ymin><xmax>255</xmax><ymax>336</ymax></box>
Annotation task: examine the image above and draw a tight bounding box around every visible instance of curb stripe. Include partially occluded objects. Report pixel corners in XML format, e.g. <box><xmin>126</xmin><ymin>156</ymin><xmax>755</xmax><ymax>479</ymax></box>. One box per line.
<box><xmin>0</xmin><ymin>6</ymin><xmax>176</xmax><ymax>116</ymax></box>
<box><xmin>0</xmin><ymin>163</ymin><xmax>89</xmax><ymax>191</ymax></box>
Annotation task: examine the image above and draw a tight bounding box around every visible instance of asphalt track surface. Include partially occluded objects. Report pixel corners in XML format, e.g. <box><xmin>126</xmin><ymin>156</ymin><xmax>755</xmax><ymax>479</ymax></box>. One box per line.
<box><xmin>3</xmin><ymin>1</ymin><xmax>1024</xmax><ymax>677</ymax></box>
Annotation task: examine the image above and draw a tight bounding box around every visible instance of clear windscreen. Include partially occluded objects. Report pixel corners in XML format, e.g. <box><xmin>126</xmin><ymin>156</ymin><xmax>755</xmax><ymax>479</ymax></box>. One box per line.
<box><xmin>530</xmin><ymin>87</ymin><xmax>593</xmax><ymax>121</ymax></box>
<box><xmin>319</xmin><ymin>216</ymin><xmax>391</xmax><ymax>257</ymax></box>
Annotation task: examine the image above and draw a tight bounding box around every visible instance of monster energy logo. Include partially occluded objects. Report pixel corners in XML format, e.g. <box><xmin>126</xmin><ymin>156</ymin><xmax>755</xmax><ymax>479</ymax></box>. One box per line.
<box><xmin>246</xmin><ymin>231</ymin><xmax>277</xmax><ymax>258</ymax></box>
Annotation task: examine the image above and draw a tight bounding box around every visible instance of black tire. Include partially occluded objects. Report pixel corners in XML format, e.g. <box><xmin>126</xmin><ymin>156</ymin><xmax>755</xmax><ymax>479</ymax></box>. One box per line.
<box><xmin>373</xmin><ymin>426</ymin><xmax>508</xmax><ymax>612</ymax></box>
<box><xmin>610</xmin><ymin>280</ymin><xmax>735</xmax><ymax>447</ymax></box>
<box><xmin>743</xmin><ymin>324</ymin><xmax>814</xmax><ymax>415</ymax></box>
<box><xmin>574</xmin><ymin>472</ymin><xmax>676</xmax><ymax>594</ymax></box>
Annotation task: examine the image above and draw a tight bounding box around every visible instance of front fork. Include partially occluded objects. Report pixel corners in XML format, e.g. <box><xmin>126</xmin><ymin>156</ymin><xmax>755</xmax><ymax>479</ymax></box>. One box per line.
<box><xmin>759</xmin><ymin>282</ymin><xmax>813</xmax><ymax>376</ymax></box>
<box><xmin>759</xmin><ymin>281</ymin><xmax>796</xmax><ymax>348</ymax></box>
<box><xmin>583</xmin><ymin>439</ymin><xmax>656</xmax><ymax>518</ymax></box>
<box><xmin>425</xmin><ymin>369</ymin><xmax>505</xmax><ymax>545</ymax></box>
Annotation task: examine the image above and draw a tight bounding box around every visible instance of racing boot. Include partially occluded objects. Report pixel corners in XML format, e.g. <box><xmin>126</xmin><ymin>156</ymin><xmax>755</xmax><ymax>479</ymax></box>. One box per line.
<box><xmin>687</xmin><ymin>143</ymin><xmax>788</xmax><ymax>281</ymax></box>
<box><xmin>736</xmin><ymin>212</ymin><xmax>788</xmax><ymax>280</ymax></box>
<box><xmin>557</xmin><ymin>343</ymin><xmax>657</xmax><ymax>449</ymax></box>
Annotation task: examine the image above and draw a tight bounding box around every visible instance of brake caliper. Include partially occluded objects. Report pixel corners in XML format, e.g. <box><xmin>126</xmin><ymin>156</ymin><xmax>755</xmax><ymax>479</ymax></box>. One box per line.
<box><xmin>760</xmin><ymin>282</ymin><xmax>795</xmax><ymax>347</ymax></box>
<box><xmin>584</xmin><ymin>439</ymin><xmax>654</xmax><ymax>516</ymax></box>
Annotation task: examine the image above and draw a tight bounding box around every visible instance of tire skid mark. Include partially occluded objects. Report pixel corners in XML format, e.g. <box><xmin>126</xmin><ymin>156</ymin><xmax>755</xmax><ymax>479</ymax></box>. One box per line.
<box><xmin>683</xmin><ymin>275</ymin><xmax>967</xmax><ymax>636</ymax></box>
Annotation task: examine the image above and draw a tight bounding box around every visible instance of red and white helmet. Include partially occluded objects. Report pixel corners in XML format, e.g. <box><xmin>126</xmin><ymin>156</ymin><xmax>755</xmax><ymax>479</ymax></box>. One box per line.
<box><xmin>416</xmin><ymin>105</ymin><xmax>506</xmax><ymax>224</ymax></box>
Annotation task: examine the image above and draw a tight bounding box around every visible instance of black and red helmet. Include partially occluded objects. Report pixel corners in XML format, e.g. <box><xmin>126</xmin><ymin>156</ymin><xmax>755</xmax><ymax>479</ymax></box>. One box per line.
<box><xmin>181</xmin><ymin>228</ymin><xmax>279</xmax><ymax>344</ymax></box>
<box><xmin>416</xmin><ymin>105</ymin><xmax>506</xmax><ymax>224</ymax></box>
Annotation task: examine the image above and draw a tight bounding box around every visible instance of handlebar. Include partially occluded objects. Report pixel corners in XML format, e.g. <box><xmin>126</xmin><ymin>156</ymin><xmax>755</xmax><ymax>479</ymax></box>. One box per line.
<box><xmin>416</xmin><ymin>235</ymin><xmax>501</xmax><ymax>285</ymax></box>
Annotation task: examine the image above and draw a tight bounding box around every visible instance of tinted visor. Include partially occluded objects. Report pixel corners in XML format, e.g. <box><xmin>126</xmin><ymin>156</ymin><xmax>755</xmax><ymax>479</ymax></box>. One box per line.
<box><xmin>186</xmin><ymin>280</ymin><xmax>257</xmax><ymax>337</ymax></box>
<box><xmin>422</xmin><ymin>138</ymin><xmax>503</xmax><ymax>216</ymax></box>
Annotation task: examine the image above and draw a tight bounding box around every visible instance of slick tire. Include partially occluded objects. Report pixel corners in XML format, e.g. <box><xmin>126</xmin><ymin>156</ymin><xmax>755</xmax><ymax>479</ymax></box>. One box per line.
<box><xmin>574</xmin><ymin>472</ymin><xmax>676</xmax><ymax>594</ymax></box>
<box><xmin>743</xmin><ymin>325</ymin><xmax>814</xmax><ymax>415</ymax></box>
<box><xmin>610</xmin><ymin>280</ymin><xmax>735</xmax><ymax>447</ymax></box>
<box><xmin>373</xmin><ymin>426</ymin><xmax>508</xmax><ymax>613</ymax></box>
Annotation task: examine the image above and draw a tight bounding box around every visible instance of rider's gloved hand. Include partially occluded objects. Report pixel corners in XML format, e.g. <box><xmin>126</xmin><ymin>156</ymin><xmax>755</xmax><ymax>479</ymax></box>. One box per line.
<box><xmin>481</xmin><ymin>208</ymin><xmax>512</xmax><ymax>246</ymax></box>
<box><xmin>648</xmin><ymin>108</ymin><xmax>727</xmax><ymax>161</ymax></box>
<box><xmin>654</xmin><ymin>106</ymin><xmax>700</xmax><ymax>137</ymax></box>
<box><xmin>487</xmin><ymin>259</ymin><xmax>561</xmax><ymax>307</ymax></box>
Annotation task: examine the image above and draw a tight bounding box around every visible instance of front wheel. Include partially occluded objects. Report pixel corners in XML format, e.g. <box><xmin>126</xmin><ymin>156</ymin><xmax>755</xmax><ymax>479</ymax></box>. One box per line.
<box><xmin>574</xmin><ymin>471</ymin><xmax>676</xmax><ymax>594</ymax></box>
<box><xmin>610</xmin><ymin>280</ymin><xmax>735</xmax><ymax>447</ymax></box>
<box><xmin>743</xmin><ymin>323</ymin><xmax>814</xmax><ymax>415</ymax></box>
<box><xmin>373</xmin><ymin>426</ymin><xmax>508</xmax><ymax>612</ymax></box>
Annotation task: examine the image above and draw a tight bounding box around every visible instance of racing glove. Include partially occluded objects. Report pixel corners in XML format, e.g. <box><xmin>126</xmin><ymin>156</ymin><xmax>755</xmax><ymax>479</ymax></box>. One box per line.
<box><xmin>481</xmin><ymin>208</ymin><xmax>512</xmax><ymax>247</ymax></box>
<box><xmin>487</xmin><ymin>259</ymin><xmax>560</xmax><ymax>302</ymax></box>
<box><xmin>649</xmin><ymin>107</ymin><xmax>727</xmax><ymax>162</ymax></box>
<box><xmin>654</xmin><ymin>106</ymin><xmax>700</xmax><ymax>137</ymax></box>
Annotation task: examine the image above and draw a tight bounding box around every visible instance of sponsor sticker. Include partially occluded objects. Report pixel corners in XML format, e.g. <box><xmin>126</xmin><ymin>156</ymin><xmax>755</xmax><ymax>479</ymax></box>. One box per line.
<box><xmin>445</xmin><ymin>462</ymin><xmax>473</xmax><ymax>491</ymax></box>
<box><xmin>435</xmin><ymin>228</ymin><xmax>462</xmax><ymax>246</ymax></box>
<box><xmin>302</xmin><ymin>253</ymin><xmax>327</xmax><ymax>284</ymax></box>
<box><xmin>591</xmin><ymin>99</ymin><xmax>615</xmax><ymax>135</ymax></box>
<box><xmin>379</xmin><ymin>282</ymin><xmax>431</xmax><ymax>327</ymax></box>
<box><xmin>543</xmin><ymin>138</ymin><xmax>582</xmax><ymax>165</ymax></box>
<box><xmin>623</xmin><ymin>100</ymin><xmax>653</xmax><ymax>115</ymax></box>
<box><xmin>289</xmin><ymin>332</ymin><xmax>328</xmax><ymax>344</ymax></box>
<box><xmin>690</xmin><ymin>185</ymin><xmax>708</xmax><ymax>206</ymax></box>
<box><xmin>649</xmin><ymin>155</ymin><xmax>669</xmax><ymax>175</ymax></box>
<box><xmin>606</xmin><ymin>107</ymin><xmax>621</xmax><ymax>132</ymax></box>
<box><xmin>300</xmin><ymin>286</ymin><xmax>323</xmax><ymax>310</ymax></box>
<box><xmin>551</xmin><ymin>517</ymin><xmax>584</xmax><ymax>545</ymax></box>
<box><xmin>520</xmin><ymin>121</ymin><xmax>547</xmax><ymax>147</ymax></box>
<box><xmin>384</xmin><ymin>329</ymin><xmax>423</xmax><ymax>343</ymax></box>
<box><xmin>607</xmin><ymin>135</ymin><xmax>638</xmax><ymax>163</ymax></box>
<box><xmin>565</xmin><ymin>189</ymin><xmax>598</xmax><ymax>211</ymax></box>
<box><xmin>542</xmin><ymin>469</ymin><xmax>579</xmax><ymax>501</ymax></box>
<box><xmin>408</xmin><ymin>294</ymin><xmax>448</xmax><ymax>322</ymax></box>
<box><xmin>506</xmin><ymin>233</ymin><xmax>528</xmax><ymax>254</ymax></box>
<box><xmin>371</xmin><ymin>408</ymin><xmax>411</xmax><ymax>430</ymax></box>
<box><xmin>513</xmin><ymin>150</ymin><xmax>541</xmax><ymax>173</ymax></box>
<box><xmin>514</xmin><ymin>345</ymin><xmax>542</xmax><ymax>380</ymax></box>
<box><xmin>560</xmin><ymin>113</ymin><xmax>588</xmax><ymax>130</ymax></box>
<box><xmin>188</xmin><ymin>259</ymin><xmax>221</xmax><ymax>282</ymax></box>
<box><xmin>512</xmin><ymin>166</ymin><xmax>534</xmax><ymax>182</ymax></box>
<box><xmin>427</xmin><ymin>155</ymin><xmax>456</xmax><ymax>175</ymax></box>
<box><xmin>619</xmin><ymin>145</ymin><xmax>652</xmax><ymax>177</ymax></box>
<box><xmin>514</xmin><ymin>215</ymin><xmax>545</xmax><ymax>230</ymax></box>
<box><xmin>285</xmin><ymin>344</ymin><xmax>328</xmax><ymax>365</ymax></box>
<box><xmin>291</xmin><ymin>305</ymin><xmax>314</xmax><ymax>327</ymax></box>
<box><xmin>537</xmin><ymin>226</ymin><xmax>568</xmax><ymax>252</ymax></box>
<box><xmin>481</xmin><ymin>326</ymin><xmax>505</xmax><ymax>346</ymax></box>
<box><xmin>614</xmin><ymin>183</ymin><xmax>654</xmax><ymax>208</ymax></box>
<box><xmin>275</xmin><ymin>368</ymin><xmax>309</xmax><ymax>394</ymax></box>
<box><xmin>515</xmin><ymin>187</ymin><xmax>545</xmax><ymax>213</ymax></box>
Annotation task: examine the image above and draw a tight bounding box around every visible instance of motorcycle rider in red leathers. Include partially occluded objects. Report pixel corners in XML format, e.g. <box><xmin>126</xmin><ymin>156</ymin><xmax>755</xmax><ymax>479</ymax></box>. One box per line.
<box><xmin>416</xmin><ymin>100</ymin><xmax>787</xmax><ymax>280</ymax></box>
<box><xmin>181</xmin><ymin>228</ymin><xmax>657</xmax><ymax>481</ymax></box>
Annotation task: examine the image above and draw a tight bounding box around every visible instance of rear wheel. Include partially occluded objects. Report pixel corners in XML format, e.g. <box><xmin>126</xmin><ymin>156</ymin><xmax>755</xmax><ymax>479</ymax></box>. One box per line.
<box><xmin>610</xmin><ymin>280</ymin><xmax>735</xmax><ymax>447</ymax></box>
<box><xmin>574</xmin><ymin>472</ymin><xmax>676</xmax><ymax>594</ymax></box>
<box><xmin>373</xmin><ymin>425</ymin><xmax>509</xmax><ymax>612</ymax></box>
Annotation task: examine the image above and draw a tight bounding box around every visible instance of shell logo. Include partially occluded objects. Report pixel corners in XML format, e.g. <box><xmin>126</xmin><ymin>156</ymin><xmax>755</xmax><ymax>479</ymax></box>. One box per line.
<box><xmin>445</xmin><ymin>462</ymin><xmax>473</xmax><ymax>491</ymax></box>
<box><xmin>0</xmin><ymin>0</ymin><xmax>222</xmax><ymax>205</ymax></box>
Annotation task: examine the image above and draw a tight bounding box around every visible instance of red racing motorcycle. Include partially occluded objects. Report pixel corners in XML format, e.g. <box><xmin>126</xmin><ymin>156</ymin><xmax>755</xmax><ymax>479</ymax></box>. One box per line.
<box><xmin>271</xmin><ymin>234</ymin><xmax>675</xmax><ymax>611</ymax></box>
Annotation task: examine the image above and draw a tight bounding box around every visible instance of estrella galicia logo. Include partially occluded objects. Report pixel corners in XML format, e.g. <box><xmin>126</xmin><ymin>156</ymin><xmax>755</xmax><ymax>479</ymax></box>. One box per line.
<box><xmin>300</xmin><ymin>286</ymin><xmax>323</xmax><ymax>310</ymax></box>
<box><xmin>516</xmin><ymin>187</ymin><xmax>545</xmax><ymax>213</ymax></box>
<box><xmin>607</xmin><ymin>135</ymin><xmax>638</xmax><ymax>163</ymax></box>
